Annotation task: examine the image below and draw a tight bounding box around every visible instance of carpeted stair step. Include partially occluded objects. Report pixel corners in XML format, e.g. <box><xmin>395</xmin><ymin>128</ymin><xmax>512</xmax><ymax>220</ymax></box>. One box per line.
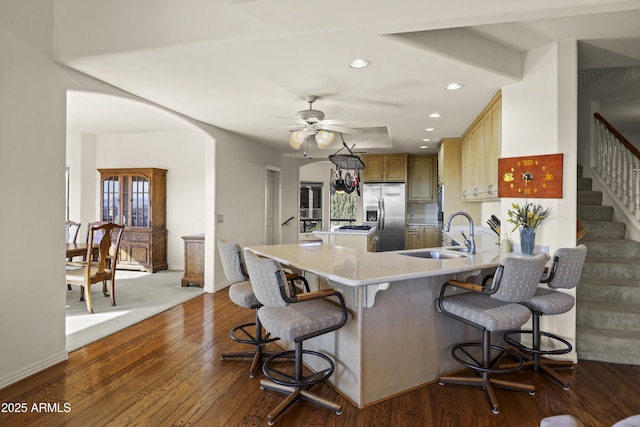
<box><xmin>577</xmin><ymin>190</ymin><xmax>602</xmax><ymax>205</ymax></box>
<box><xmin>582</xmin><ymin>257</ymin><xmax>640</xmax><ymax>281</ymax></box>
<box><xmin>580</xmin><ymin>220</ymin><xmax>626</xmax><ymax>239</ymax></box>
<box><xmin>577</xmin><ymin>301</ymin><xmax>640</xmax><ymax>332</ymax></box>
<box><xmin>578</xmin><ymin>277</ymin><xmax>640</xmax><ymax>304</ymax></box>
<box><xmin>581</xmin><ymin>238</ymin><xmax>640</xmax><ymax>258</ymax></box>
<box><xmin>577</xmin><ymin>176</ymin><xmax>592</xmax><ymax>191</ymax></box>
<box><xmin>578</xmin><ymin>205</ymin><xmax>614</xmax><ymax>221</ymax></box>
<box><xmin>577</xmin><ymin>327</ymin><xmax>640</xmax><ymax>365</ymax></box>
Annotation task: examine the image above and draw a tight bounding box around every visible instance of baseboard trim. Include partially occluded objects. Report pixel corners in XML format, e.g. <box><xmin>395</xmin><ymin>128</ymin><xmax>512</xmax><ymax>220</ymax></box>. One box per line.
<box><xmin>0</xmin><ymin>350</ymin><xmax>68</xmax><ymax>390</ymax></box>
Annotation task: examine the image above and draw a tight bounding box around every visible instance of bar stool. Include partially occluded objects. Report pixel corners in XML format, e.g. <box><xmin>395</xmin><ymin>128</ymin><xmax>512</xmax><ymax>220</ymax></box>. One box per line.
<box><xmin>218</xmin><ymin>240</ymin><xmax>310</xmax><ymax>378</ymax></box>
<box><xmin>243</xmin><ymin>249</ymin><xmax>349</xmax><ymax>425</ymax></box>
<box><xmin>217</xmin><ymin>240</ymin><xmax>281</xmax><ymax>378</ymax></box>
<box><xmin>503</xmin><ymin>245</ymin><xmax>587</xmax><ymax>390</ymax></box>
<box><xmin>436</xmin><ymin>253</ymin><xmax>549</xmax><ymax>414</ymax></box>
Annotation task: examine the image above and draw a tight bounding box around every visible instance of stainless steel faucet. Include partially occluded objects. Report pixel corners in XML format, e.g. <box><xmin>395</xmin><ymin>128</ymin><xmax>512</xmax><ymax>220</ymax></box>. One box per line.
<box><xmin>443</xmin><ymin>211</ymin><xmax>476</xmax><ymax>254</ymax></box>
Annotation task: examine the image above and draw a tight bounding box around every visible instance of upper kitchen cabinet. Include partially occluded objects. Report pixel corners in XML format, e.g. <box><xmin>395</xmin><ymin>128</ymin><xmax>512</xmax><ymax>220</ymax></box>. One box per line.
<box><xmin>460</xmin><ymin>91</ymin><xmax>502</xmax><ymax>201</ymax></box>
<box><xmin>98</xmin><ymin>167</ymin><xmax>168</xmax><ymax>273</ymax></box>
<box><xmin>438</xmin><ymin>138</ymin><xmax>481</xmax><ymax>224</ymax></box>
<box><xmin>361</xmin><ymin>154</ymin><xmax>407</xmax><ymax>182</ymax></box>
<box><xmin>407</xmin><ymin>155</ymin><xmax>437</xmax><ymax>202</ymax></box>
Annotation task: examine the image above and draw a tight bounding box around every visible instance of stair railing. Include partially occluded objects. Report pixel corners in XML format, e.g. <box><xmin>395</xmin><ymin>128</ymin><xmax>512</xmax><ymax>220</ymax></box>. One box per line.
<box><xmin>594</xmin><ymin>112</ymin><xmax>640</xmax><ymax>220</ymax></box>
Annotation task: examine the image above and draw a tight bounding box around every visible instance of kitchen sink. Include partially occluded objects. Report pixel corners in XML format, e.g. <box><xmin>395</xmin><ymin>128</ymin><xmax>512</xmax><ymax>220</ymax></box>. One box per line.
<box><xmin>399</xmin><ymin>250</ymin><xmax>467</xmax><ymax>259</ymax></box>
<box><xmin>446</xmin><ymin>247</ymin><xmax>469</xmax><ymax>252</ymax></box>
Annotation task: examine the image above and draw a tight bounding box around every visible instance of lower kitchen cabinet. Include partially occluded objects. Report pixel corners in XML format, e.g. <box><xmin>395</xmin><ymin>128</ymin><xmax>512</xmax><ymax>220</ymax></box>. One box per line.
<box><xmin>315</xmin><ymin>231</ymin><xmax>377</xmax><ymax>252</ymax></box>
<box><xmin>406</xmin><ymin>225</ymin><xmax>439</xmax><ymax>249</ymax></box>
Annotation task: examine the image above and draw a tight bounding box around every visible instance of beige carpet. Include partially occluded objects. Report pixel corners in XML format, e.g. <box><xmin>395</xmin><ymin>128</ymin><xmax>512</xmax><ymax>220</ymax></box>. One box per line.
<box><xmin>65</xmin><ymin>270</ymin><xmax>204</xmax><ymax>352</ymax></box>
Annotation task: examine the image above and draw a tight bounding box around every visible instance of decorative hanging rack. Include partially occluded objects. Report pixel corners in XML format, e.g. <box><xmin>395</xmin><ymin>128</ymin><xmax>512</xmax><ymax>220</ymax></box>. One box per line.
<box><xmin>328</xmin><ymin>133</ymin><xmax>366</xmax><ymax>170</ymax></box>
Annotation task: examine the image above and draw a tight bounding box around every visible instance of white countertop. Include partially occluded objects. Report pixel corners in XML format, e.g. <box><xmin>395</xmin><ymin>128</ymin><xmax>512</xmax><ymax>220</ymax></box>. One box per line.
<box><xmin>245</xmin><ymin>243</ymin><xmax>504</xmax><ymax>287</ymax></box>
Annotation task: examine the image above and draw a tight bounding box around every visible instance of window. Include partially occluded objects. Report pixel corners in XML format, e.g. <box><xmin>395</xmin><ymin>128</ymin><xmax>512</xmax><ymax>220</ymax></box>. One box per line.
<box><xmin>300</xmin><ymin>182</ymin><xmax>322</xmax><ymax>232</ymax></box>
<box><xmin>330</xmin><ymin>191</ymin><xmax>357</xmax><ymax>228</ymax></box>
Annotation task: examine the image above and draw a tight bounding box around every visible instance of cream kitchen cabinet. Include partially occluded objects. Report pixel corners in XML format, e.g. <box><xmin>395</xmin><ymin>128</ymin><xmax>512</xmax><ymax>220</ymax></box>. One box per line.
<box><xmin>407</xmin><ymin>155</ymin><xmax>437</xmax><ymax>202</ymax></box>
<box><xmin>314</xmin><ymin>230</ymin><xmax>377</xmax><ymax>252</ymax></box>
<box><xmin>361</xmin><ymin>154</ymin><xmax>407</xmax><ymax>182</ymax></box>
<box><xmin>460</xmin><ymin>90</ymin><xmax>502</xmax><ymax>201</ymax></box>
<box><xmin>406</xmin><ymin>225</ymin><xmax>438</xmax><ymax>249</ymax></box>
<box><xmin>438</xmin><ymin>138</ymin><xmax>482</xmax><ymax>225</ymax></box>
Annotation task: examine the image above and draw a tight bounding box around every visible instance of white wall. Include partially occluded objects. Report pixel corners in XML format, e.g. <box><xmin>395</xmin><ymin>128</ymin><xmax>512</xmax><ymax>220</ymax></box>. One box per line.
<box><xmin>94</xmin><ymin>130</ymin><xmax>206</xmax><ymax>269</ymax></box>
<box><xmin>0</xmin><ymin>0</ymin><xmax>68</xmax><ymax>388</ymax></box>
<box><xmin>0</xmin><ymin>0</ymin><xmax>277</xmax><ymax>387</ymax></box>
<box><xmin>213</xmin><ymin>129</ymin><xmax>282</xmax><ymax>290</ymax></box>
<box><xmin>502</xmin><ymin>40</ymin><xmax>578</xmax><ymax>254</ymax></box>
<box><xmin>501</xmin><ymin>40</ymin><xmax>579</xmax><ymax>360</ymax></box>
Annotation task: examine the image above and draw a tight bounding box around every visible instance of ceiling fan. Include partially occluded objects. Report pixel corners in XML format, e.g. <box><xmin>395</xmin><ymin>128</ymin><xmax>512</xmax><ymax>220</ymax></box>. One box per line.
<box><xmin>278</xmin><ymin>95</ymin><xmax>361</xmax><ymax>150</ymax></box>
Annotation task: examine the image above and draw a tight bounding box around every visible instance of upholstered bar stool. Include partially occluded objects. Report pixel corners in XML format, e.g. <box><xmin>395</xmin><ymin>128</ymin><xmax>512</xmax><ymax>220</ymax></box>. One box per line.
<box><xmin>503</xmin><ymin>245</ymin><xmax>587</xmax><ymax>390</ymax></box>
<box><xmin>243</xmin><ymin>249</ymin><xmax>349</xmax><ymax>426</ymax></box>
<box><xmin>218</xmin><ymin>240</ymin><xmax>280</xmax><ymax>378</ymax></box>
<box><xmin>437</xmin><ymin>253</ymin><xmax>549</xmax><ymax>414</ymax></box>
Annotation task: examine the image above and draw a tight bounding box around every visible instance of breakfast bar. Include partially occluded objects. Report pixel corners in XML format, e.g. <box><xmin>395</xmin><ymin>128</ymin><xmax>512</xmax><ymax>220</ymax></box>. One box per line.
<box><xmin>245</xmin><ymin>243</ymin><xmax>503</xmax><ymax>408</ymax></box>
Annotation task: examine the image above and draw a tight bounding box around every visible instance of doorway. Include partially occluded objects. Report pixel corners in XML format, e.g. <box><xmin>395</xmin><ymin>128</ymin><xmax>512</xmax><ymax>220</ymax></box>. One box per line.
<box><xmin>265</xmin><ymin>165</ymin><xmax>281</xmax><ymax>245</ymax></box>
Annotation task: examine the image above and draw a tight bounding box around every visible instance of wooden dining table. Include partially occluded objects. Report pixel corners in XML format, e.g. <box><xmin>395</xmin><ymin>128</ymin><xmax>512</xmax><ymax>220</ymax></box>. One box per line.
<box><xmin>66</xmin><ymin>243</ymin><xmax>94</xmax><ymax>258</ymax></box>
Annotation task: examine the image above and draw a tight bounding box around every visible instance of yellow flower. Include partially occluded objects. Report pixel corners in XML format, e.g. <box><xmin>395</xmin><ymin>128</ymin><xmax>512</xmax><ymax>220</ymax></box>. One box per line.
<box><xmin>506</xmin><ymin>201</ymin><xmax>551</xmax><ymax>232</ymax></box>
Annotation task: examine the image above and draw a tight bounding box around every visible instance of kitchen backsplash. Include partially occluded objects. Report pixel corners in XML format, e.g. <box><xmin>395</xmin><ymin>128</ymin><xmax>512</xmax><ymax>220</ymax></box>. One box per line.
<box><xmin>407</xmin><ymin>202</ymin><xmax>438</xmax><ymax>223</ymax></box>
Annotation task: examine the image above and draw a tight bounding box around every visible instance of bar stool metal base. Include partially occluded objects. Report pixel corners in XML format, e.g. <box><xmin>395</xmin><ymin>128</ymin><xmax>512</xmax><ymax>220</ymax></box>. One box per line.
<box><xmin>220</xmin><ymin>313</ymin><xmax>279</xmax><ymax>378</ymax></box>
<box><xmin>503</xmin><ymin>325</ymin><xmax>573</xmax><ymax>391</ymax></box>
<box><xmin>260</xmin><ymin>347</ymin><xmax>341</xmax><ymax>425</ymax></box>
<box><xmin>439</xmin><ymin>334</ymin><xmax>535</xmax><ymax>415</ymax></box>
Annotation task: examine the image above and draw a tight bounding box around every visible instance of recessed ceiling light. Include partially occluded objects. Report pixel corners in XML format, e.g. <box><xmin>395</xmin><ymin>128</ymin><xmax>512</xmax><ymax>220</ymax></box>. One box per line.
<box><xmin>429</xmin><ymin>113</ymin><xmax>442</xmax><ymax>118</ymax></box>
<box><xmin>420</xmin><ymin>145</ymin><xmax>429</xmax><ymax>149</ymax></box>
<box><xmin>445</xmin><ymin>83</ymin><xmax>464</xmax><ymax>91</ymax></box>
<box><xmin>349</xmin><ymin>58</ymin><xmax>371</xmax><ymax>69</ymax></box>
<box><xmin>425</xmin><ymin>128</ymin><xmax>435</xmax><ymax>132</ymax></box>
<box><xmin>422</xmin><ymin>138</ymin><xmax>431</xmax><ymax>142</ymax></box>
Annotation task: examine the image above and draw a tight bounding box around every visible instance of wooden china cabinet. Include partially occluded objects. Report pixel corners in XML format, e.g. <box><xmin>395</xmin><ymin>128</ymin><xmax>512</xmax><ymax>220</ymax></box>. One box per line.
<box><xmin>98</xmin><ymin>168</ymin><xmax>168</xmax><ymax>273</ymax></box>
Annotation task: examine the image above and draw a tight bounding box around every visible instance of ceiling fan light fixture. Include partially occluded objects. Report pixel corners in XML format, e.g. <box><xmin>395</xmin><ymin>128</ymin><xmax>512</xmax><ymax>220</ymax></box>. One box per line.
<box><xmin>315</xmin><ymin>130</ymin><xmax>336</xmax><ymax>149</ymax></box>
<box><xmin>289</xmin><ymin>130</ymin><xmax>306</xmax><ymax>149</ymax></box>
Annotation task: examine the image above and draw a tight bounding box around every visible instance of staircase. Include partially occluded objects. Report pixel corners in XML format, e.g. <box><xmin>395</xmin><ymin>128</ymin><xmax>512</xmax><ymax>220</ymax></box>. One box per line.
<box><xmin>576</xmin><ymin>164</ymin><xmax>640</xmax><ymax>365</ymax></box>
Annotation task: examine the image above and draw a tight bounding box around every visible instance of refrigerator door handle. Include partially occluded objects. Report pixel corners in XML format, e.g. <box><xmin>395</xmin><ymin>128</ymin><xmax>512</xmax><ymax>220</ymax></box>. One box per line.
<box><xmin>380</xmin><ymin>199</ymin><xmax>385</xmax><ymax>230</ymax></box>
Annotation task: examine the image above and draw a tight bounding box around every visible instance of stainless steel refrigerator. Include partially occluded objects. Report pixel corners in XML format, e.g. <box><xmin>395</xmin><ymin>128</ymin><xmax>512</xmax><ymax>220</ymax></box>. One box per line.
<box><xmin>362</xmin><ymin>183</ymin><xmax>406</xmax><ymax>251</ymax></box>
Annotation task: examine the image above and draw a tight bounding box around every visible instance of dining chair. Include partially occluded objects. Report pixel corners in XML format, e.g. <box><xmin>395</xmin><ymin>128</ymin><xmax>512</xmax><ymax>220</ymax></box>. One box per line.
<box><xmin>65</xmin><ymin>221</ymin><xmax>81</xmax><ymax>244</ymax></box>
<box><xmin>436</xmin><ymin>253</ymin><xmax>549</xmax><ymax>414</ymax></box>
<box><xmin>65</xmin><ymin>223</ymin><xmax>125</xmax><ymax>313</ymax></box>
<box><xmin>65</xmin><ymin>221</ymin><xmax>82</xmax><ymax>286</ymax></box>
<box><xmin>84</xmin><ymin>221</ymin><xmax>108</xmax><ymax>261</ymax></box>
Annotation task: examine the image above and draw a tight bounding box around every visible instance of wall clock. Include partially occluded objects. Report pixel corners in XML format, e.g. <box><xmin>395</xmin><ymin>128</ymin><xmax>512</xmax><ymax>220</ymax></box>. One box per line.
<box><xmin>497</xmin><ymin>153</ymin><xmax>563</xmax><ymax>198</ymax></box>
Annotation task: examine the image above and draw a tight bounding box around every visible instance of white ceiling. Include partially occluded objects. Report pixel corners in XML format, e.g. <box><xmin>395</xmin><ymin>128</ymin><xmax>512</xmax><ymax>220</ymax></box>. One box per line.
<box><xmin>57</xmin><ymin>0</ymin><xmax>640</xmax><ymax>156</ymax></box>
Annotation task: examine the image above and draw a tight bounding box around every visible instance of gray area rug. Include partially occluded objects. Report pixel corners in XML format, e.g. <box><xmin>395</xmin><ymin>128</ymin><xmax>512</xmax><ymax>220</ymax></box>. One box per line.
<box><xmin>66</xmin><ymin>270</ymin><xmax>203</xmax><ymax>352</ymax></box>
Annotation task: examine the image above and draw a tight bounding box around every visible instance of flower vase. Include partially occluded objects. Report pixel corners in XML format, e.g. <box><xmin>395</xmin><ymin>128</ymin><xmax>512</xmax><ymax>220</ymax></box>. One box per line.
<box><xmin>519</xmin><ymin>227</ymin><xmax>536</xmax><ymax>255</ymax></box>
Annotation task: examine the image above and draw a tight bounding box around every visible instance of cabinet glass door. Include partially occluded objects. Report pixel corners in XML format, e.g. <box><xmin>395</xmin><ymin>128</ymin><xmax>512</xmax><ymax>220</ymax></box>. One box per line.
<box><xmin>102</xmin><ymin>176</ymin><xmax>120</xmax><ymax>223</ymax></box>
<box><xmin>131</xmin><ymin>175</ymin><xmax>149</xmax><ymax>227</ymax></box>
<box><xmin>101</xmin><ymin>174</ymin><xmax>150</xmax><ymax>227</ymax></box>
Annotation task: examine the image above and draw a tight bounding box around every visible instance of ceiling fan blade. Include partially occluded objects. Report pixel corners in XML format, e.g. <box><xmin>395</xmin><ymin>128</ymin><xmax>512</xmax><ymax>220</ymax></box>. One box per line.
<box><xmin>321</xmin><ymin>117</ymin><xmax>360</xmax><ymax>125</ymax></box>
<box><xmin>271</xmin><ymin>115</ymin><xmax>307</xmax><ymax>124</ymax></box>
<box><xmin>320</xmin><ymin>125</ymin><xmax>362</xmax><ymax>134</ymax></box>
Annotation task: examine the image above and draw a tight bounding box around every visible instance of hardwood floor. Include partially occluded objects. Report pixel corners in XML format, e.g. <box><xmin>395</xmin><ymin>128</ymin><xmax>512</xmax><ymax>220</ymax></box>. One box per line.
<box><xmin>1</xmin><ymin>290</ymin><xmax>639</xmax><ymax>427</ymax></box>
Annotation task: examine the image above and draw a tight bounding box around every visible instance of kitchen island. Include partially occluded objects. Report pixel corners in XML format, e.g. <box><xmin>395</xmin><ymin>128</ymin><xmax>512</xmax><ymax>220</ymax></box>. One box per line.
<box><xmin>245</xmin><ymin>243</ymin><xmax>503</xmax><ymax>408</ymax></box>
<box><xmin>313</xmin><ymin>226</ymin><xmax>377</xmax><ymax>252</ymax></box>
